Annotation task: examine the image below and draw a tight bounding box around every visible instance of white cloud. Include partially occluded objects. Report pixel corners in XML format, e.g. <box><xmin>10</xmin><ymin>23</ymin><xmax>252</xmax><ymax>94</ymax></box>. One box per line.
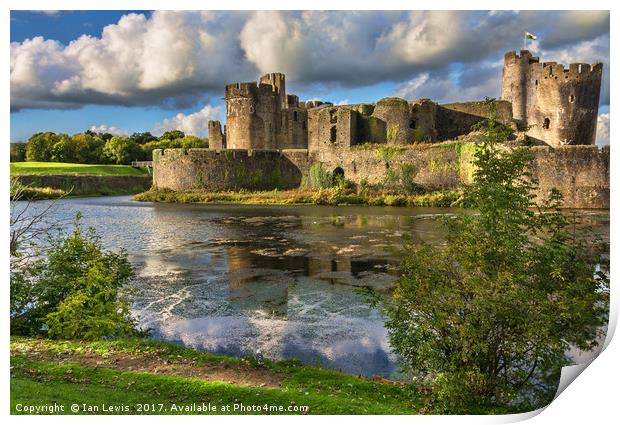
<box><xmin>11</xmin><ymin>11</ymin><xmax>254</xmax><ymax>111</ymax></box>
<box><xmin>152</xmin><ymin>105</ymin><xmax>222</xmax><ymax>137</ymax></box>
<box><xmin>336</xmin><ymin>99</ymin><xmax>349</xmax><ymax>106</ymax></box>
<box><xmin>11</xmin><ymin>11</ymin><xmax>610</xmax><ymax>111</ymax></box>
<box><xmin>32</xmin><ymin>11</ymin><xmax>60</xmax><ymax>16</ymax></box>
<box><xmin>596</xmin><ymin>113</ymin><xmax>609</xmax><ymax>147</ymax></box>
<box><xmin>89</xmin><ymin>125</ymin><xmax>129</xmax><ymax>136</ymax></box>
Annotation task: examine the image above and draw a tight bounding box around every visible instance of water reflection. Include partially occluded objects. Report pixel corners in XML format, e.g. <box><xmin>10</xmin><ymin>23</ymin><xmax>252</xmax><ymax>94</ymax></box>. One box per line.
<box><xmin>11</xmin><ymin>196</ymin><xmax>609</xmax><ymax>377</ymax></box>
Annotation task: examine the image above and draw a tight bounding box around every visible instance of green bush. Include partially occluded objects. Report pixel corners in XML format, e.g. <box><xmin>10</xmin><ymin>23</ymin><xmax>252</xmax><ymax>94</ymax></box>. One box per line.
<box><xmin>10</xmin><ymin>221</ymin><xmax>144</xmax><ymax>340</ymax></box>
<box><xmin>306</xmin><ymin>163</ymin><xmax>333</xmax><ymax>189</ymax></box>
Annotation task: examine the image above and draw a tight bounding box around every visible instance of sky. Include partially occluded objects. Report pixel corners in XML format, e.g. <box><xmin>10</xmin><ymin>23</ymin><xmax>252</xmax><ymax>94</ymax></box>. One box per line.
<box><xmin>10</xmin><ymin>10</ymin><xmax>610</xmax><ymax>146</ymax></box>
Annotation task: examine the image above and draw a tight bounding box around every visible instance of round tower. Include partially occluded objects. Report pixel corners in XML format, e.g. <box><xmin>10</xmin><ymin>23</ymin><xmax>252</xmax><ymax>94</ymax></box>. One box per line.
<box><xmin>501</xmin><ymin>50</ymin><xmax>538</xmax><ymax>122</ymax></box>
<box><xmin>527</xmin><ymin>62</ymin><xmax>603</xmax><ymax>147</ymax></box>
<box><xmin>372</xmin><ymin>97</ymin><xmax>412</xmax><ymax>144</ymax></box>
<box><xmin>225</xmin><ymin>82</ymin><xmax>258</xmax><ymax>150</ymax></box>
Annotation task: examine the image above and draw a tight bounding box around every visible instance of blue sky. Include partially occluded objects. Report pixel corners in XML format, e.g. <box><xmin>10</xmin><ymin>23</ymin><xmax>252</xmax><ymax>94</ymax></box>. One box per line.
<box><xmin>10</xmin><ymin>10</ymin><xmax>610</xmax><ymax>144</ymax></box>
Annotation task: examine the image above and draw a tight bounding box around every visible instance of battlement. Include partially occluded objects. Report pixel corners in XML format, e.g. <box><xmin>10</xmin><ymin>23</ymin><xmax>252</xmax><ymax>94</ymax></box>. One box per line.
<box><xmin>225</xmin><ymin>81</ymin><xmax>282</xmax><ymax>99</ymax></box>
<box><xmin>536</xmin><ymin>61</ymin><xmax>603</xmax><ymax>82</ymax></box>
<box><xmin>504</xmin><ymin>49</ymin><xmax>540</xmax><ymax>64</ymax></box>
<box><xmin>285</xmin><ymin>94</ymin><xmax>299</xmax><ymax>108</ymax></box>
<box><xmin>259</xmin><ymin>73</ymin><xmax>285</xmax><ymax>93</ymax></box>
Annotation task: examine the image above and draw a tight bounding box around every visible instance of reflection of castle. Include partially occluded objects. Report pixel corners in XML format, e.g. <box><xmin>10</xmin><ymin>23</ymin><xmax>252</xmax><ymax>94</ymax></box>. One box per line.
<box><xmin>208</xmin><ymin>50</ymin><xmax>603</xmax><ymax>150</ymax></box>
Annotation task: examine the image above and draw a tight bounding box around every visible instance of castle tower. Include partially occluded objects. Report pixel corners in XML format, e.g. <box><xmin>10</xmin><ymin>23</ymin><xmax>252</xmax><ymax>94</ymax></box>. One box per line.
<box><xmin>259</xmin><ymin>73</ymin><xmax>286</xmax><ymax>108</ymax></box>
<box><xmin>225</xmin><ymin>81</ymin><xmax>281</xmax><ymax>150</ymax></box>
<box><xmin>372</xmin><ymin>97</ymin><xmax>413</xmax><ymax>144</ymax></box>
<box><xmin>527</xmin><ymin>62</ymin><xmax>602</xmax><ymax>147</ymax></box>
<box><xmin>502</xmin><ymin>50</ymin><xmax>603</xmax><ymax>147</ymax></box>
<box><xmin>501</xmin><ymin>50</ymin><xmax>538</xmax><ymax>122</ymax></box>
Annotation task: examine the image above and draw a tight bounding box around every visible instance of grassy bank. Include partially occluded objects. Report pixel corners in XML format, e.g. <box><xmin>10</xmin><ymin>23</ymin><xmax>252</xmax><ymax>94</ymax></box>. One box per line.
<box><xmin>11</xmin><ymin>162</ymin><xmax>148</xmax><ymax>177</ymax></box>
<box><xmin>133</xmin><ymin>188</ymin><xmax>463</xmax><ymax>207</ymax></box>
<box><xmin>11</xmin><ymin>162</ymin><xmax>152</xmax><ymax>200</ymax></box>
<box><xmin>11</xmin><ymin>337</ymin><xmax>426</xmax><ymax>415</ymax></box>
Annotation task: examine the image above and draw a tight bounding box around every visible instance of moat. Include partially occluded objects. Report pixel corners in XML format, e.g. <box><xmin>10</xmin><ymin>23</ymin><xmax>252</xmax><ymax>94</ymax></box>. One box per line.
<box><xmin>17</xmin><ymin>195</ymin><xmax>610</xmax><ymax>377</ymax></box>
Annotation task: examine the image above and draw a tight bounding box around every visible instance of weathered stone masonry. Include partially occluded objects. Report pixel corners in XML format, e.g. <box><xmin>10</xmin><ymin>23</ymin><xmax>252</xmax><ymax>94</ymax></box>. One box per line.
<box><xmin>153</xmin><ymin>50</ymin><xmax>608</xmax><ymax>209</ymax></box>
<box><xmin>153</xmin><ymin>144</ymin><xmax>609</xmax><ymax>209</ymax></box>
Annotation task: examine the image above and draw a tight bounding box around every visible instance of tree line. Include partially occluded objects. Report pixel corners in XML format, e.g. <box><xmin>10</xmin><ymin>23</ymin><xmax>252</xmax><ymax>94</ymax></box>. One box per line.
<box><xmin>10</xmin><ymin>129</ymin><xmax>208</xmax><ymax>164</ymax></box>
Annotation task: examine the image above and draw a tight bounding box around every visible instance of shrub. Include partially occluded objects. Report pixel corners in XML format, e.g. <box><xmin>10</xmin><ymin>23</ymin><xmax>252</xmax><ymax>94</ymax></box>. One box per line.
<box><xmin>306</xmin><ymin>163</ymin><xmax>333</xmax><ymax>189</ymax></box>
<box><xmin>10</xmin><ymin>221</ymin><xmax>144</xmax><ymax>340</ymax></box>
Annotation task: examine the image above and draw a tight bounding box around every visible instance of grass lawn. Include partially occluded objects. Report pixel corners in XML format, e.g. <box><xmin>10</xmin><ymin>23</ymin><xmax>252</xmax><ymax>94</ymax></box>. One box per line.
<box><xmin>11</xmin><ymin>162</ymin><xmax>148</xmax><ymax>177</ymax></box>
<box><xmin>10</xmin><ymin>337</ymin><xmax>426</xmax><ymax>415</ymax></box>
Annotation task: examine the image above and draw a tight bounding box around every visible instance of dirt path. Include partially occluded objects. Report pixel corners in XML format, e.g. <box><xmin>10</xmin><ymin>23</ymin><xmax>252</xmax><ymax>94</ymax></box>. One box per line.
<box><xmin>11</xmin><ymin>342</ymin><xmax>283</xmax><ymax>389</ymax></box>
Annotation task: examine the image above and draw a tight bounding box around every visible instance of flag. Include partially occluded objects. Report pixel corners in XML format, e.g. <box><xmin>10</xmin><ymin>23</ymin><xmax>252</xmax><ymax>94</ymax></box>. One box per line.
<box><xmin>525</xmin><ymin>32</ymin><xmax>537</xmax><ymax>40</ymax></box>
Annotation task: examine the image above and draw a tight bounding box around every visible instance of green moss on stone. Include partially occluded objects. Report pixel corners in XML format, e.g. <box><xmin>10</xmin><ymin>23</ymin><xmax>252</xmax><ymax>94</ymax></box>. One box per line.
<box><xmin>377</xmin><ymin>97</ymin><xmax>409</xmax><ymax>108</ymax></box>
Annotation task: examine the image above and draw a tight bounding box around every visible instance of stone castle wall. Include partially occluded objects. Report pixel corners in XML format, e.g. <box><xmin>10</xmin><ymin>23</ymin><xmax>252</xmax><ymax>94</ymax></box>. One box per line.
<box><xmin>154</xmin><ymin>144</ymin><xmax>609</xmax><ymax>209</ymax></box>
<box><xmin>529</xmin><ymin>145</ymin><xmax>609</xmax><ymax>209</ymax></box>
<box><xmin>152</xmin><ymin>148</ymin><xmax>310</xmax><ymax>191</ymax></box>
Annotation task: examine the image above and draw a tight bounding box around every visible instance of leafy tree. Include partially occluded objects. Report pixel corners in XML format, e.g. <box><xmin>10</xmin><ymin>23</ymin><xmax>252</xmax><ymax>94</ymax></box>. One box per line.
<box><xmin>103</xmin><ymin>136</ymin><xmax>141</xmax><ymax>164</ymax></box>
<box><xmin>50</xmin><ymin>134</ymin><xmax>77</xmax><ymax>162</ymax></box>
<box><xmin>73</xmin><ymin>133</ymin><xmax>106</xmax><ymax>164</ymax></box>
<box><xmin>160</xmin><ymin>129</ymin><xmax>185</xmax><ymax>140</ymax></box>
<box><xmin>10</xmin><ymin>142</ymin><xmax>27</xmax><ymax>162</ymax></box>
<box><xmin>377</xmin><ymin>100</ymin><xmax>609</xmax><ymax>412</ymax></box>
<box><xmin>130</xmin><ymin>131</ymin><xmax>158</xmax><ymax>145</ymax></box>
<box><xmin>179</xmin><ymin>135</ymin><xmax>209</xmax><ymax>149</ymax></box>
<box><xmin>10</xmin><ymin>219</ymin><xmax>142</xmax><ymax>340</ymax></box>
<box><xmin>25</xmin><ymin>132</ymin><xmax>60</xmax><ymax>162</ymax></box>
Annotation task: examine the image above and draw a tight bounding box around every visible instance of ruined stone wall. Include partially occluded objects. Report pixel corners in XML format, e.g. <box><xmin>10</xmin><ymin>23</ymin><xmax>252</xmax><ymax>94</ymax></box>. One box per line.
<box><xmin>529</xmin><ymin>145</ymin><xmax>609</xmax><ymax>208</ymax></box>
<box><xmin>312</xmin><ymin>143</ymin><xmax>609</xmax><ymax>208</ymax></box>
<box><xmin>308</xmin><ymin>106</ymin><xmax>359</xmax><ymax>152</ymax></box>
<box><xmin>207</xmin><ymin>120</ymin><xmax>225</xmax><ymax>150</ymax></box>
<box><xmin>314</xmin><ymin>142</ymin><xmax>472</xmax><ymax>191</ymax></box>
<box><xmin>280</xmin><ymin>107</ymin><xmax>308</xmax><ymax>149</ymax></box>
<box><xmin>152</xmin><ymin>143</ymin><xmax>608</xmax><ymax>209</ymax></box>
<box><xmin>410</xmin><ymin>99</ymin><xmax>438</xmax><ymax>142</ymax></box>
<box><xmin>307</xmin><ymin>99</ymin><xmax>513</xmax><ymax>151</ymax></box>
<box><xmin>436</xmin><ymin>100</ymin><xmax>513</xmax><ymax>140</ymax></box>
<box><xmin>152</xmin><ymin>148</ymin><xmax>305</xmax><ymax>191</ymax></box>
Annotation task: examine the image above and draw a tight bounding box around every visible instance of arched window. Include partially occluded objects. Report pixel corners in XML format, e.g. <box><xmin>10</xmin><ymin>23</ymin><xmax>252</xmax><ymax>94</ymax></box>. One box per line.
<box><xmin>569</xmin><ymin>94</ymin><xmax>575</xmax><ymax>103</ymax></box>
<box><xmin>293</xmin><ymin>111</ymin><xmax>298</xmax><ymax>121</ymax></box>
<box><xmin>543</xmin><ymin>118</ymin><xmax>550</xmax><ymax>129</ymax></box>
<box><xmin>409</xmin><ymin>119</ymin><xmax>417</xmax><ymax>129</ymax></box>
<box><xmin>330</xmin><ymin>126</ymin><xmax>337</xmax><ymax>143</ymax></box>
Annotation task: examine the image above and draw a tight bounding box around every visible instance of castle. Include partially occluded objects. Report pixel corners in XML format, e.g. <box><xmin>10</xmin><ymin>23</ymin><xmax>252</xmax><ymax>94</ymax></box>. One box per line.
<box><xmin>153</xmin><ymin>50</ymin><xmax>609</xmax><ymax>209</ymax></box>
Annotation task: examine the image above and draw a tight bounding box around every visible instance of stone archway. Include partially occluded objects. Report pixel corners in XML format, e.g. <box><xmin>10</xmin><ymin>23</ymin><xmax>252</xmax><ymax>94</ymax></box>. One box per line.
<box><xmin>332</xmin><ymin>167</ymin><xmax>345</xmax><ymax>184</ymax></box>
